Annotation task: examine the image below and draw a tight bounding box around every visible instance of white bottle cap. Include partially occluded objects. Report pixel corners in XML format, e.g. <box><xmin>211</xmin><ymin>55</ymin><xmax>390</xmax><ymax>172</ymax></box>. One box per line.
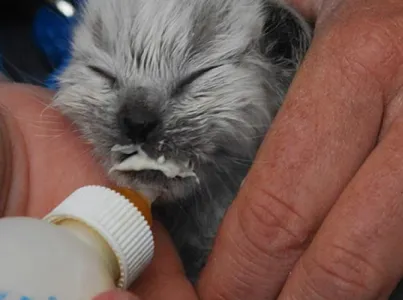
<box><xmin>43</xmin><ymin>185</ymin><xmax>154</xmax><ymax>289</ymax></box>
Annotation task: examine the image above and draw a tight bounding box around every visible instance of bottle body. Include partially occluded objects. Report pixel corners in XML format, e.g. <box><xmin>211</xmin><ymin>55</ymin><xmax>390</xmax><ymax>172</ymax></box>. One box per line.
<box><xmin>0</xmin><ymin>185</ymin><xmax>154</xmax><ymax>300</ymax></box>
<box><xmin>0</xmin><ymin>217</ymin><xmax>116</xmax><ymax>300</ymax></box>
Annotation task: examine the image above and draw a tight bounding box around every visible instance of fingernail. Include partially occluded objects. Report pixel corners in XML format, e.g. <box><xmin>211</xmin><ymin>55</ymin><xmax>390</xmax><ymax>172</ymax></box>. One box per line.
<box><xmin>0</xmin><ymin>108</ymin><xmax>12</xmax><ymax>217</ymax></box>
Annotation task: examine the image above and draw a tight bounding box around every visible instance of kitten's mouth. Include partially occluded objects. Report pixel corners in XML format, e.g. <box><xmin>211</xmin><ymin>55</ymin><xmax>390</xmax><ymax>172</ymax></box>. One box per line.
<box><xmin>109</xmin><ymin>144</ymin><xmax>199</xmax><ymax>182</ymax></box>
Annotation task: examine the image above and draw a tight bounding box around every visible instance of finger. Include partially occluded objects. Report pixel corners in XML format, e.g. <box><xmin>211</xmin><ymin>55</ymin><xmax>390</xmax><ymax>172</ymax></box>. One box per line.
<box><xmin>130</xmin><ymin>222</ymin><xmax>198</xmax><ymax>300</ymax></box>
<box><xmin>198</xmin><ymin>5</ymin><xmax>403</xmax><ymax>300</ymax></box>
<box><xmin>0</xmin><ymin>83</ymin><xmax>110</xmax><ymax>217</ymax></box>
<box><xmin>284</xmin><ymin>0</ymin><xmax>321</xmax><ymax>21</ymax></box>
<box><xmin>96</xmin><ymin>222</ymin><xmax>197</xmax><ymax>300</ymax></box>
<box><xmin>278</xmin><ymin>112</ymin><xmax>403</xmax><ymax>300</ymax></box>
<box><xmin>94</xmin><ymin>290</ymin><xmax>140</xmax><ymax>300</ymax></box>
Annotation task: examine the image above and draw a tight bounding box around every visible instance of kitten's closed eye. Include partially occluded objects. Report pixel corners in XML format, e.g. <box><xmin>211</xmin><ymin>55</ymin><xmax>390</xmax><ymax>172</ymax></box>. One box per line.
<box><xmin>88</xmin><ymin>65</ymin><xmax>118</xmax><ymax>87</ymax></box>
<box><xmin>173</xmin><ymin>65</ymin><xmax>221</xmax><ymax>96</ymax></box>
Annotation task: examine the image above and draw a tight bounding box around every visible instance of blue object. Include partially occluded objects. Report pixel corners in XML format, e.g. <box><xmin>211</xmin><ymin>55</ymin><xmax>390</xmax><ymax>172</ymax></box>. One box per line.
<box><xmin>32</xmin><ymin>1</ymin><xmax>82</xmax><ymax>90</ymax></box>
<box><xmin>44</xmin><ymin>54</ymin><xmax>72</xmax><ymax>90</ymax></box>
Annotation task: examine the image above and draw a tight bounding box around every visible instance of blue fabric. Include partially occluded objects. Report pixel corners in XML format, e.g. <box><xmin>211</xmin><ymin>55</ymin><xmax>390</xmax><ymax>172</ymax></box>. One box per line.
<box><xmin>32</xmin><ymin>1</ymin><xmax>82</xmax><ymax>90</ymax></box>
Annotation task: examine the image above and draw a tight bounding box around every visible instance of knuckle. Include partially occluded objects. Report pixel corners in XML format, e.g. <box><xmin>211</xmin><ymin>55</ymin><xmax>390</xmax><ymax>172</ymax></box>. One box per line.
<box><xmin>238</xmin><ymin>185</ymin><xmax>314</xmax><ymax>258</ymax></box>
<box><xmin>302</xmin><ymin>243</ymin><xmax>385</xmax><ymax>299</ymax></box>
<box><xmin>321</xmin><ymin>10</ymin><xmax>403</xmax><ymax>85</ymax></box>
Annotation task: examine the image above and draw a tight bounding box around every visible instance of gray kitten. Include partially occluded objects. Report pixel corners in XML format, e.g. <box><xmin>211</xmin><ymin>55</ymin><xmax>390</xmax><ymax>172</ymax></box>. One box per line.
<box><xmin>53</xmin><ymin>0</ymin><xmax>312</xmax><ymax>281</ymax></box>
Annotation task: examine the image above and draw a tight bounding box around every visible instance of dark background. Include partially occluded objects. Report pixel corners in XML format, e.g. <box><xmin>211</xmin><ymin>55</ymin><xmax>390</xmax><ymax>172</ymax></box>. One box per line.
<box><xmin>0</xmin><ymin>0</ymin><xmax>52</xmax><ymax>84</ymax></box>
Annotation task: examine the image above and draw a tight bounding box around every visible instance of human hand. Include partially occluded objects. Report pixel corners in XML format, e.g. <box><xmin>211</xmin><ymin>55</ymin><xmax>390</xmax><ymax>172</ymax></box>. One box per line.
<box><xmin>0</xmin><ymin>83</ymin><xmax>196</xmax><ymax>300</ymax></box>
<box><xmin>0</xmin><ymin>83</ymin><xmax>110</xmax><ymax>217</ymax></box>
<box><xmin>197</xmin><ymin>0</ymin><xmax>403</xmax><ymax>299</ymax></box>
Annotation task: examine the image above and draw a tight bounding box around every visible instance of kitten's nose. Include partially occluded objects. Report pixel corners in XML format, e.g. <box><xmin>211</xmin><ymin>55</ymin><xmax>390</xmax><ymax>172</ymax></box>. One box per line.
<box><xmin>117</xmin><ymin>103</ymin><xmax>159</xmax><ymax>144</ymax></box>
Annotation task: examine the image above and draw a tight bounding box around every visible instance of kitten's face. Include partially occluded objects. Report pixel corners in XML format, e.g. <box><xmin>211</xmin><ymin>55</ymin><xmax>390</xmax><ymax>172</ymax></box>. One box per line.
<box><xmin>53</xmin><ymin>0</ymin><xmax>310</xmax><ymax>200</ymax></box>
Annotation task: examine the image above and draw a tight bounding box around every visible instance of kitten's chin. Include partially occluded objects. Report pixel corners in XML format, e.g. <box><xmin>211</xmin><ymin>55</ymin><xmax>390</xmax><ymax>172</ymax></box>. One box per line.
<box><xmin>108</xmin><ymin>169</ymin><xmax>196</xmax><ymax>202</ymax></box>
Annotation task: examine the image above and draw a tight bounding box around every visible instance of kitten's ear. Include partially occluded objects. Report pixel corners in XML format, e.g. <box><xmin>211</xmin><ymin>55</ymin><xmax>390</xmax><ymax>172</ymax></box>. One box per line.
<box><xmin>259</xmin><ymin>1</ymin><xmax>312</xmax><ymax>66</ymax></box>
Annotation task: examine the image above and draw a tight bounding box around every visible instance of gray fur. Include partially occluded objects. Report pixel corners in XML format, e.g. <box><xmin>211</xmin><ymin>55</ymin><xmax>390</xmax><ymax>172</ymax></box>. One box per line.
<box><xmin>52</xmin><ymin>0</ymin><xmax>312</xmax><ymax>281</ymax></box>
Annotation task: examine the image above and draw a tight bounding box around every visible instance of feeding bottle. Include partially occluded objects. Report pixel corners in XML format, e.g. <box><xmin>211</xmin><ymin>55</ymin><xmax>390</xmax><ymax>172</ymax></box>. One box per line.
<box><xmin>0</xmin><ymin>185</ymin><xmax>154</xmax><ymax>300</ymax></box>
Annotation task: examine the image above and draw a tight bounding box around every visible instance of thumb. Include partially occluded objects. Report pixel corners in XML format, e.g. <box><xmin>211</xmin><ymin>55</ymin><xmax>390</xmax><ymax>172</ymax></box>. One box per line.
<box><xmin>93</xmin><ymin>290</ymin><xmax>140</xmax><ymax>300</ymax></box>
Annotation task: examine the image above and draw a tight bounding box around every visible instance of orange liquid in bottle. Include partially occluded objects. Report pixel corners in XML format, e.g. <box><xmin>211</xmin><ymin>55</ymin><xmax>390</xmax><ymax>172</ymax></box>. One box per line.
<box><xmin>113</xmin><ymin>187</ymin><xmax>153</xmax><ymax>226</ymax></box>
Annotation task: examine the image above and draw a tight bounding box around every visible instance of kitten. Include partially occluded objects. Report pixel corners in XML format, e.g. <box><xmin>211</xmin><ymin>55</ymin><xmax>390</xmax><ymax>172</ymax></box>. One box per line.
<box><xmin>53</xmin><ymin>0</ymin><xmax>312</xmax><ymax>281</ymax></box>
